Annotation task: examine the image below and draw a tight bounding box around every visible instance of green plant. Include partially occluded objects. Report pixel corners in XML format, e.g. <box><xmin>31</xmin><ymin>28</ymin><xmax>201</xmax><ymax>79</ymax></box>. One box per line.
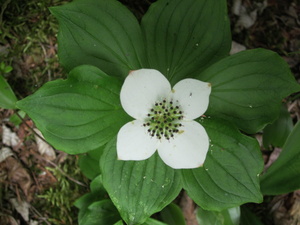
<box><xmin>0</xmin><ymin>61</ymin><xmax>17</xmax><ymax>109</ymax></box>
<box><xmin>13</xmin><ymin>0</ymin><xmax>300</xmax><ymax>224</ymax></box>
<box><xmin>37</xmin><ymin>159</ymin><xmax>86</xmax><ymax>224</ymax></box>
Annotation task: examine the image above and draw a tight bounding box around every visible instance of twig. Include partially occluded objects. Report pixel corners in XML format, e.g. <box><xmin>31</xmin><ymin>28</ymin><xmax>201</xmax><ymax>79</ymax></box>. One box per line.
<box><xmin>36</xmin><ymin>154</ymin><xmax>88</xmax><ymax>188</ymax></box>
<box><xmin>30</xmin><ymin>204</ymin><xmax>51</xmax><ymax>225</ymax></box>
<box><xmin>15</xmin><ymin>111</ymin><xmax>88</xmax><ymax>187</ymax></box>
<box><xmin>15</xmin><ymin>111</ymin><xmax>48</xmax><ymax>144</ymax></box>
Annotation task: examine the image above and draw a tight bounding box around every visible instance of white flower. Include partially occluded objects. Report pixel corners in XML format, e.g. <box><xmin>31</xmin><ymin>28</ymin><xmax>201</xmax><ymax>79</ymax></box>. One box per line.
<box><xmin>117</xmin><ymin>69</ymin><xmax>211</xmax><ymax>169</ymax></box>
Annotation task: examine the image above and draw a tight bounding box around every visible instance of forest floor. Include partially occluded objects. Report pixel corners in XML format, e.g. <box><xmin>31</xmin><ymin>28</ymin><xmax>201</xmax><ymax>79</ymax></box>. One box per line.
<box><xmin>0</xmin><ymin>0</ymin><xmax>299</xmax><ymax>224</ymax></box>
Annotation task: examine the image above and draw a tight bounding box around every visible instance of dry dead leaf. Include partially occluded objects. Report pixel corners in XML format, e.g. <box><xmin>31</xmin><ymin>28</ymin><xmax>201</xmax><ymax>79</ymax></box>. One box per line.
<box><xmin>0</xmin><ymin>215</ymin><xmax>19</xmax><ymax>225</ymax></box>
<box><xmin>180</xmin><ymin>192</ymin><xmax>198</xmax><ymax>225</ymax></box>
<box><xmin>264</xmin><ymin>147</ymin><xmax>282</xmax><ymax>172</ymax></box>
<box><xmin>2</xmin><ymin>125</ymin><xmax>21</xmax><ymax>148</ymax></box>
<box><xmin>230</xmin><ymin>41</ymin><xmax>246</xmax><ymax>55</ymax></box>
<box><xmin>0</xmin><ymin>147</ymin><xmax>14</xmax><ymax>163</ymax></box>
<box><xmin>29</xmin><ymin>221</ymin><xmax>39</xmax><ymax>225</ymax></box>
<box><xmin>5</xmin><ymin>157</ymin><xmax>34</xmax><ymax>201</ymax></box>
<box><xmin>9</xmin><ymin>198</ymin><xmax>30</xmax><ymax>222</ymax></box>
<box><xmin>271</xmin><ymin>191</ymin><xmax>300</xmax><ymax>225</ymax></box>
<box><xmin>34</xmin><ymin>128</ymin><xmax>56</xmax><ymax>161</ymax></box>
<box><xmin>232</xmin><ymin>0</ymin><xmax>267</xmax><ymax>31</ymax></box>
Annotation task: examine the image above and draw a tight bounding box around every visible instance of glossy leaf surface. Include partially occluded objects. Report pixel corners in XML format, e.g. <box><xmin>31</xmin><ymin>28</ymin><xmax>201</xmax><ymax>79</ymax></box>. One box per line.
<box><xmin>198</xmin><ymin>49</ymin><xmax>300</xmax><ymax>134</ymax></box>
<box><xmin>101</xmin><ymin>137</ymin><xmax>182</xmax><ymax>224</ymax></box>
<box><xmin>182</xmin><ymin>118</ymin><xmax>263</xmax><ymax>211</ymax></box>
<box><xmin>17</xmin><ymin>65</ymin><xmax>130</xmax><ymax>154</ymax></box>
<box><xmin>263</xmin><ymin>104</ymin><xmax>293</xmax><ymax>148</ymax></box>
<box><xmin>50</xmin><ymin>0</ymin><xmax>146</xmax><ymax>78</ymax></box>
<box><xmin>260</xmin><ymin>121</ymin><xmax>300</xmax><ymax>195</ymax></box>
<box><xmin>141</xmin><ymin>0</ymin><xmax>231</xmax><ymax>85</ymax></box>
<box><xmin>0</xmin><ymin>75</ymin><xmax>18</xmax><ymax>109</ymax></box>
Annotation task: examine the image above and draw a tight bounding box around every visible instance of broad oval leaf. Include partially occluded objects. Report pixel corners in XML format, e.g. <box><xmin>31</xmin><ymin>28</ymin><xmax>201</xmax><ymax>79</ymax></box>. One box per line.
<box><xmin>260</xmin><ymin>121</ymin><xmax>300</xmax><ymax>195</ymax></box>
<box><xmin>182</xmin><ymin>118</ymin><xmax>263</xmax><ymax>211</ymax></box>
<box><xmin>196</xmin><ymin>206</ymin><xmax>240</xmax><ymax>225</ymax></box>
<box><xmin>160</xmin><ymin>203</ymin><xmax>186</xmax><ymax>225</ymax></box>
<box><xmin>101</xmin><ymin>137</ymin><xmax>182</xmax><ymax>225</ymax></box>
<box><xmin>0</xmin><ymin>75</ymin><xmax>18</xmax><ymax>109</ymax></box>
<box><xmin>239</xmin><ymin>207</ymin><xmax>265</xmax><ymax>225</ymax></box>
<box><xmin>263</xmin><ymin>104</ymin><xmax>293</xmax><ymax>148</ymax></box>
<box><xmin>75</xmin><ymin>175</ymin><xmax>109</xmax><ymax>224</ymax></box>
<box><xmin>50</xmin><ymin>0</ymin><xmax>147</xmax><ymax>78</ymax></box>
<box><xmin>79</xmin><ymin>148</ymin><xmax>103</xmax><ymax>180</ymax></box>
<box><xmin>142</xmin><ymin>218</ymin><xmax>168</xmax><ymax>225</ymax></box>
<box><xmin>198</xmin><ymin>49</ymin><xmax>300</xmax><ymax>134</ymax></box>
<box><xmin>141</xmin><ymin>0</ymin><xmax>231</xmax><ymax>85</ymax></box>
<box><xmin>79</xmin><ymin>200</ymin><xmax>121</xmax><ymax>225</ymax></box>
<box><xmin>16</xmin><ymin>65</ymin><xmax>130</xmax><ymax>154</ymax></box>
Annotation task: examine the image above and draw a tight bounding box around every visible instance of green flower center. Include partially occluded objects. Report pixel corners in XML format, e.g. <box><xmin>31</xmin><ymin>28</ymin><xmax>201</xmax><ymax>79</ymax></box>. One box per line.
<box><xmin>143</xmin><ymin>99</ymin><xmax>184</xmax><ymax>140</ymax></box>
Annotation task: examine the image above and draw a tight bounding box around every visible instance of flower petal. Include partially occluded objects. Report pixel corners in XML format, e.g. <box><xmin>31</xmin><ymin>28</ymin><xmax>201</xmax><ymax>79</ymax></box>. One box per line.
<box><xmin>171</xmin><ymin>78</ymin><xmax>211</xmax><ymax>120</ymax></box>
<box><xmin>117</xmin><ymin>120</ymin><xmax>158</xmax><ymax>160</ymax></box>
<box><xmin>120</xmin><ymin>69</ymin><xmax>171</xmax><ymax>120</ymax></box>
<box><xmin>158</xmin><ymin>121</ymin><xmax>209</xmax><ymax>169</ymax></box>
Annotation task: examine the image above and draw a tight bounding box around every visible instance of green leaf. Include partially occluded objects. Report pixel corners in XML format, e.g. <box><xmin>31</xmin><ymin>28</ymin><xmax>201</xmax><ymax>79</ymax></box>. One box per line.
<box><xmin>79</xmin><ymin>199</ymin><xmax>121</xmax><ymax>225</ymax></box>
<box><xmin>260</xmin><ymin>121</ymin><xmax>300</xmax><ymax>195</ymax></box>
<box><xmin>239</xmin><ymin>207</ymin><xmax>265</xmax><ymax>225</ymax></box>
<box><xmin>141</xmin><ymin>0</ymin><xmax>231</xmax><ymax>85</ymax></box>
<box><xmin>182</xmin><ymin>118</ymin><xmax>263</xmax><ymax>211</ymax></box>
<box><xmin>196</xmin><ymin>206</ymin><xmax>240</xmax><ymax>225</ymax></box>
<box><xmin>75</xmin><ymin>175</ymin><xmax>109</xmax><ymax>223</ymax></box>
<box><xmin>0</xmin><ymin>62</ymin><xmax>13</xmax><ymax>74</ymax></box>
<box><xmin>0</xmin><ymin>75</ymin><xmax>18</xmax><ymax>109</ymax></box>
<box><xmin>75</xmin><ymin>175</ymin><xmax>106</xmax><ymax>210</ymax></box>
<box><xmin>113</xmin><ymin>221</ymin><xmax>124</xmax><ymax>225</ymax></box>
<box><xmin>79</xmin><ymin>147</ymin><xmax>104</xmax><ymax>180</ymax></box>
<box><xmin>50</xmin><ymin>0</ymin><xmax>146</xmax><ymax>78</ymax></box>
<box><xmin>263</xmin><ymin>104</ymin><xmax>293</xmax><ymax>148</ymax></box>
<box><xmin>16</xmin><ymin>65</ymin><xmax>130</xmax><ymax>154</ymax></box>
<box><xmin>78</xmin><ymin>154</ymin><xmax>100</xmax><ymax>180</ymax></box>
<box><xmin>9</xmin><ymin>111</ymin><xmax>26</xmax><ymax>126</ymax></box>
<box><xmin>142</xmin><ymin>218</ymin><xmax>168</xmax><ymax>225</ymax></box>
<box><xmin>3</xmin><ymin>65</ymin><xmax>13</xmax><ymax>74</ymax></box>
<box><xmin>197</xmin><ymin>49</ymin><xmax>300</xmax><ymax>134</ymax></box>
<box><xmin>101</xmin><ymin>137</ymin><xmax>182</xmax><ymax>225</ymax></box>
<box><xmin>160</xmin><ymin>203</ymin><xmax>186</xmax><ymax>225</ymax></box>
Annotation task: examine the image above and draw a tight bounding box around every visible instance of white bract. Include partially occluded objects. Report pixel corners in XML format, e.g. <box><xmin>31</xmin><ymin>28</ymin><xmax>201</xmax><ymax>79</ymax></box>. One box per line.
<box><xmin>117</xmin><ymin>69</ymin><xmax>211</xmax><ymax>169</ymax></box>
